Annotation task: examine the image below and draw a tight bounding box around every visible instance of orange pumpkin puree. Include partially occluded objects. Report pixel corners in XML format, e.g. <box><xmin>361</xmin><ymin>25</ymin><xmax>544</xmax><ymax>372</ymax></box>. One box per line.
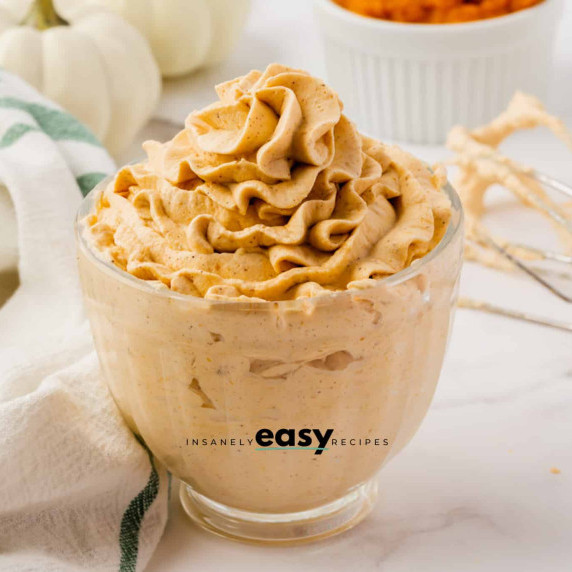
<box><xmin>334</xmin><ymin>0</ymin><xmax>544</xmax><ymax>23</ymax></box>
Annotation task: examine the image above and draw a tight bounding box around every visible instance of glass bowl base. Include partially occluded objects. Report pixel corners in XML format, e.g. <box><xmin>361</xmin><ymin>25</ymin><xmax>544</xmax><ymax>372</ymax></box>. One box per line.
<box><xmin>179</xmin><ymin>478</ymin><xmax>378</xmax><ymax>545</ymax></box>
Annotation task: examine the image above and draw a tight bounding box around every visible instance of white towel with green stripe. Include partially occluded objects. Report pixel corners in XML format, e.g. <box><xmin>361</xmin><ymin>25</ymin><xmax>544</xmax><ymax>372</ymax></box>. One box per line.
<box><xmin>0</xmin><ymin>71</ymin><xmax>169</xmax><ymax>572</ymax></box>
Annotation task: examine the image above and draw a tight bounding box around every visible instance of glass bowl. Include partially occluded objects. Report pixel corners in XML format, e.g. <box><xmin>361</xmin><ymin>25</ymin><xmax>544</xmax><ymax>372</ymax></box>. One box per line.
<box><xmin>75</xmin><ymin>177</ymin><xmax>464</xmax><ymax>544</ymax></box>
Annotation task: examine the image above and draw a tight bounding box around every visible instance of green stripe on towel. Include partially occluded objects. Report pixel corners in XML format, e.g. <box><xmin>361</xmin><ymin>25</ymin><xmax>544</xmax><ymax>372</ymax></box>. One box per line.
<box><xmin>0</xmin><ymin>123</ymin><xmax>39</xmax><ymax>148</ymax></box>
<box><xmin>119</xmin><ymin>447</ymin><xmax>160</xmax><ymax>572</ymax></box>
<box><xmin>0</xmin><ymin>97</ymin><xmax>102</xmax><ymax>146</ymax></box>
<box><xmin>76</xmin><ymin>172</ymin><xmax>107</xmax><ymax>197</ymax></box>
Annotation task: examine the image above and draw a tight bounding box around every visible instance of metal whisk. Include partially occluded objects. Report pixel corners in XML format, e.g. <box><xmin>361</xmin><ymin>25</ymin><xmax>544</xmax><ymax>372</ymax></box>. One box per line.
<box><xmin>460</xmin><ymin>170</ymin><xmax>572</xmax><ymax>333</ymax></box>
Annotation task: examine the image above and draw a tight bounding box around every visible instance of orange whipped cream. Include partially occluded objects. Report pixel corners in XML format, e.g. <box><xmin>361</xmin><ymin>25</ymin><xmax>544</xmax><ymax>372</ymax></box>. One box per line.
<box><xmin>334</xmin><ymin>0</ymin><xmax>544</xmax><ymax>23</ymax></box>
<box><xmin>86</xmin><ymin>64</ymin><xmax>451</xmax><ymax>301</ymax></box>
<box><xmin>79</xmin><ymin>65</ymin><xmax>463</xmax><ymax>517</ymax></box>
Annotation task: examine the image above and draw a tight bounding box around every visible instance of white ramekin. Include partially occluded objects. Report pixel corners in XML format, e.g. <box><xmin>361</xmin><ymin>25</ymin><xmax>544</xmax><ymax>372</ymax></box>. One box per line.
<box><xmin>314</xmin><ymin>0</ymin><xmax>563</xmax><ymax>144</ymax></box>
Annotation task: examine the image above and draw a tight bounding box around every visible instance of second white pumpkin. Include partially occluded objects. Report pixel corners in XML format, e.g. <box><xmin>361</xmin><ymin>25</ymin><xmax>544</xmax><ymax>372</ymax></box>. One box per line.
<box><xmin>93</xmin><ymin>0</ymin><xmax>252</xmax><ymax>78</ymax></box>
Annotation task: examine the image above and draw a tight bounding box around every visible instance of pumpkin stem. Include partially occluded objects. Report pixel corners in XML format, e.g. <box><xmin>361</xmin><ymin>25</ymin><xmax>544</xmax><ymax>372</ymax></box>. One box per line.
<box><xmin>22</xmin><ymin>0</ymin><xmax>69</xmax><ymax>30</ymax></box>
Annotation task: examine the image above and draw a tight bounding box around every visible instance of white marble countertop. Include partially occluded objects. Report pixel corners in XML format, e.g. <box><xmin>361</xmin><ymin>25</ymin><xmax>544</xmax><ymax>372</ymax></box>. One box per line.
<box><xmin>124</xmin><ymin>1</ymin><xmax>572</xmax><ymax>570</ymax></box>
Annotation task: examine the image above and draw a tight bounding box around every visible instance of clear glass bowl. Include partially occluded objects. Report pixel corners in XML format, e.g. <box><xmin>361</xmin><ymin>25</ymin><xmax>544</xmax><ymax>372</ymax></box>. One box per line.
<box><xmin>75</xmin><ymin>178</ymin><xmax>464</xmax><ymax>544</ymax></box>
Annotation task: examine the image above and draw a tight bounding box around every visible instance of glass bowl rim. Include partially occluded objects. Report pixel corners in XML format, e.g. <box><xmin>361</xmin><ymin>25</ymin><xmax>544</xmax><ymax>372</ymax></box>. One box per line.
<box><xmin>75</xmin><ymin>174</ymin><xmax>464</xmax><ymax>311</ymax></box>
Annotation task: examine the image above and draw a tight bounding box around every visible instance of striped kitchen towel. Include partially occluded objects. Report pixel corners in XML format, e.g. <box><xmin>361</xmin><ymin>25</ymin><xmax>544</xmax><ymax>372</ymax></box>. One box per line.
<box><xmin>0</xmin><ymin>70</ymin><xmax>168</xmax><ymax>572</ymax></box>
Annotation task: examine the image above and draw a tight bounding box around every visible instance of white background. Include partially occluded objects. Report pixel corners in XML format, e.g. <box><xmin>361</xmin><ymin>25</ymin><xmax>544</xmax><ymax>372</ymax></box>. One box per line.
<box><xmin>120</xmin><ymin>1</ymin><xmax>572</xmax><ymax>570</ymax></box>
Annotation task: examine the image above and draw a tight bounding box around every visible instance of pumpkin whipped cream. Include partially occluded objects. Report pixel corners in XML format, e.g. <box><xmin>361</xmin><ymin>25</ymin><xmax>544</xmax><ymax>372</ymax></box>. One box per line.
<box><xmin>86</xmin><ymin>64</ymin><xmax>451</xmax><ymax>301</ymax></box>
<box><xmin>78</xmin><ymin>65</ymin><xmax>463</xmax><ymax>527</ymax></box>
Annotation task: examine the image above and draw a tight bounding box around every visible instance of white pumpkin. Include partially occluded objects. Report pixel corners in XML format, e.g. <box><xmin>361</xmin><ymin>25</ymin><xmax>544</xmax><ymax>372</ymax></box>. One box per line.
<box><xmin>91</xmin><ymin>0</ymin><xmax>252</xmax><ymax>78</ymax></box>
<box><xmin>0</xmin><ymin>0</ymin><xmax>161</xmax><ymax>155</ymax></box>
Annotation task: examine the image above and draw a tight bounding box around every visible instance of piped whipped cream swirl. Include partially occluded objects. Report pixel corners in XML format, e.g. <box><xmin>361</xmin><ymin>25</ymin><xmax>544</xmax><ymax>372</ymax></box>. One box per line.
<box><xmin>88</xmin><ymin>64</ymin><xmax>451</xmax><ymax>301</ymax></box>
